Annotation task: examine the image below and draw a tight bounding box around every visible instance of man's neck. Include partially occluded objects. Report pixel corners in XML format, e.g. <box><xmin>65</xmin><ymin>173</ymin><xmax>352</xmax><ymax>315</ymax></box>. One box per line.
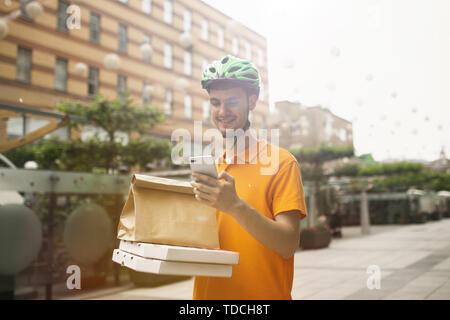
<box><xmin>223</xmin><ymin>127</ymin><xmax>258</xmax><ymax>157</ymax></box>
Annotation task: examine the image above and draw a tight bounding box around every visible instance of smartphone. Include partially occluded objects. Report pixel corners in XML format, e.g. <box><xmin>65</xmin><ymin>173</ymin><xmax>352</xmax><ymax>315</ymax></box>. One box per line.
<box><xmin>189</xmin><ymin>155</ymin><xmax>218</xmax><ymax>179</ymax></box>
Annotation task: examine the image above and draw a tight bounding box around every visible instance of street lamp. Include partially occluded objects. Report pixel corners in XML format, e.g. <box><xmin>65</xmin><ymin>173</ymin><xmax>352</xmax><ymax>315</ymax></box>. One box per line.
<box><xmin>74</xmin><ymin>62</ymin><xmax>87</xmax><ymax>76</ymax></box>
<box><xmin>104</xmin><ymin>53</ymin><xmax>121</xmax><ymax>70</ymax></box>
<box><xmin>179</xmin><ymin>32</ymin><xmax>193</xmax><ymax>49</ymax></box>
<box><xmin>25</xmin><ymin>1</ymin><xmax>44</xmax><ymax>19</ymax></box>
<box><xmin>140</xmin><ymin>43</ymin><xmax>152</xmax><ymax>60</ymax></box>
<box><xmin>174</xmin><ymin>77</ymin><xmax>189</xmax><ymax>93</ymax></box>
<box><xmin>0</xmin><ymin>19</ymin><xmax>8</xmax><ymax>40</ymax></box>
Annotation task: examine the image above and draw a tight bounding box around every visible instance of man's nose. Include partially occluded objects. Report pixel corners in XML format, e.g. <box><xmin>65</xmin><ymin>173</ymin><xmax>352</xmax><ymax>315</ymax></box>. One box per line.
<box><xmin>217</xmin><ymin>103</ymin><xmax>229</xmax><ymax>116</ymax></box>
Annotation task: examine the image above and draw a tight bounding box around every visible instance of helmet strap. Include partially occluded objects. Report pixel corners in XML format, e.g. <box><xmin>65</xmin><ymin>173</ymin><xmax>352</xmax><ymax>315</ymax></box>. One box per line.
<box><xmin>244</xmin><ymin>92</ymin><xmax>251</xmax><ymax>131</ymax></box>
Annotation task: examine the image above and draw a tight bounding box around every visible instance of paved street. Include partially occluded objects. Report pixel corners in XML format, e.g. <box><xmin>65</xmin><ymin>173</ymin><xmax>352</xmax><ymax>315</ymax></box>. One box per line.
<box><xmin>66</xmin><ymin>219</ymin><xmax>450</xmax><ymax>300</ymax></box>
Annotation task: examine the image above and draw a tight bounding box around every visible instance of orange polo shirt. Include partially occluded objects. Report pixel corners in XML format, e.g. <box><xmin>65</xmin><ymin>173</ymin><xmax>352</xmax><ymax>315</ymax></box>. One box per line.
<box><xmin>193</xmin><ymin>138</ymin><xmax>308</xmax><ymax>300</ymax></box>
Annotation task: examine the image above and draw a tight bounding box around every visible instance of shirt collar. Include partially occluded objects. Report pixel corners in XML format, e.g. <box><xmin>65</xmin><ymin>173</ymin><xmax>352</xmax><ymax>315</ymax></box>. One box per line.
<box><xmin>219</xmin><ymin>130</ymin><xmax>268</xmax><ymax>165</ymax></box>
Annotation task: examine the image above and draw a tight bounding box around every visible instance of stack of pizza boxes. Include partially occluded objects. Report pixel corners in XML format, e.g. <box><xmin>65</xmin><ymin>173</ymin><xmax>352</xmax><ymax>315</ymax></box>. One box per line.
<box><xmin>112</xmin><ymin>174</ymin><xmax>239</xmax><ymax>278</ymax></box>
<box><xmin>112</xmin><ymin>240</ymin><xmax>239</xmax><ymax>278</ymax></box>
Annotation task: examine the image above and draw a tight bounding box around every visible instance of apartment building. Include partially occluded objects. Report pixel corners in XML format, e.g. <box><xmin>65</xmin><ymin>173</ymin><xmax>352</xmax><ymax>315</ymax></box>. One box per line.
<box><xmin>274</xmin><ymin>100</ymin><xmax>354</xmax><ymax>149</ymax></box>
<box><xmin>0</xmin><ymin>0</ymin><xmax>270</xmax><ymax>142</ymax></box>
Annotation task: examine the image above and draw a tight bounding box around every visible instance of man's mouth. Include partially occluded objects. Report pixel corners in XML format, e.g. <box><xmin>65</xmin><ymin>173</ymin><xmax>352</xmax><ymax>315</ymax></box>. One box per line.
<box><xmin>218</xmin><ymin>118</ymin><xmax>235</xmax><ymax>126</ymax></box>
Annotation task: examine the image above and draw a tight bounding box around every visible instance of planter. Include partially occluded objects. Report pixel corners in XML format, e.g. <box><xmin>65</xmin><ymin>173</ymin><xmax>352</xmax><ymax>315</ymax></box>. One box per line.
<box><xmin>410</xmin><ymin>213</ymin><xmax>427</xmax><ymax>224</ymax></box>
<box><xmin>396</xmin><ymin>217</ymin><xmax>409</xmax><ymax>224</ymax></box>
<box><xmin>299</xmin><ymin>228</ymin><xmax>331</xmax><ymax>250</ymax></box>
<box><xmin>431</xmin><ymin>212</ymin><xmax>442</xmax><ymax>220</ymax></box>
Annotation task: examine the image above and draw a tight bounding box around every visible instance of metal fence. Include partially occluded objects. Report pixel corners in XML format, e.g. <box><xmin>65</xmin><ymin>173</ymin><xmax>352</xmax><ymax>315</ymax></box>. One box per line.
<box><xmin>0</xmin><ymin>168</ymin><xmax>131</xmax><ymax>299</ymax></box>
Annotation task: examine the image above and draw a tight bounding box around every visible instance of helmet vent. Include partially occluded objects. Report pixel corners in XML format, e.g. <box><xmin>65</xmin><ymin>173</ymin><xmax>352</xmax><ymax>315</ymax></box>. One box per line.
<box><xmin>228</xmin><ymin>66</ymin><xmax>241</xmax><ymax>73</ymax></box>
<box><xmin>221</xmin><ymin>57</ymin><xmax>229</xmax><ymax>64</ymax></box>
<box><xmin>243</xmin><ymin>73</ymin><xmax>258</xmax><ymax>79</ymax></box>
<box><xmin>209</xmin><ymin>67</ymin><xmax>216</xmax><ymax>73</ymax></box>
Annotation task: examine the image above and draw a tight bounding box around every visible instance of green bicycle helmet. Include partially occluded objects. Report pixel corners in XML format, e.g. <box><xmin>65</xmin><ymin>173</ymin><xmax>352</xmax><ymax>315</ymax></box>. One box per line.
<box><xmin>201</xmin><ymin>55</ymin><xmax>260</xmax><ymax>95</ymax></box>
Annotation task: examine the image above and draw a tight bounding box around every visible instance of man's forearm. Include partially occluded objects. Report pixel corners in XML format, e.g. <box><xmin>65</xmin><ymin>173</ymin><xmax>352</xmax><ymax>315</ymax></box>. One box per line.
<box><xmin>229</xmin><ymin>198</ymin><xmax>298</xmax><ymax>259</ymax></box>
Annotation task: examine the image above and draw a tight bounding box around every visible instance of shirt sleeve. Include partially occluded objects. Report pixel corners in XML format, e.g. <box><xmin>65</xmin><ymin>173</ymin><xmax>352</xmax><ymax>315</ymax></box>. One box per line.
<box><xmin>270</xmin><ymin>159</ymin><xmax>308</xmax><ymax>220</ymax></box>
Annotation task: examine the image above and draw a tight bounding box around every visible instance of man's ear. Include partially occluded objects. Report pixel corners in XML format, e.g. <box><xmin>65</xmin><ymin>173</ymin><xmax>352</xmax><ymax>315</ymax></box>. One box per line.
<box><xmin>248</xmin><ymin>94</ymin><xmax>258</xmax><ymax>111</ymax></box>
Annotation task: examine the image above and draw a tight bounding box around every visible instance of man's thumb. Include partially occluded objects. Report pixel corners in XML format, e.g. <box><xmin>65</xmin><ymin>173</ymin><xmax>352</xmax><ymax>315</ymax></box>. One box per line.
<box><xmin>218</xmin><ymin>170</ymin><xmax>234</xmax><ymax>183</ymax></box>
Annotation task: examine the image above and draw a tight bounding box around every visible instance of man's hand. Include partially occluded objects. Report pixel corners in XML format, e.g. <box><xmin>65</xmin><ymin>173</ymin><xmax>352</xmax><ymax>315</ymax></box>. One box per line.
<box><xmin>191</xmin><ymin>171</ymin><xmax>302</xmax><ymax>259</ymax></box>
<box><xmin>190</xmin><ymin>171</ymin><xmax>242</xmax><ymax>215</ymax></box>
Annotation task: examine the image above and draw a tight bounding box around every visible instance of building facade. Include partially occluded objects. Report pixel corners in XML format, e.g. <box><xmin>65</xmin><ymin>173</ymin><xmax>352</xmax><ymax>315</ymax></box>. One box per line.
<box><xmin>274</xmin><ymin>100</ymin><xmax>354</xmax><ymax>150</ymax></box>
<box><xmin>427</xmin><ymin>148</ymin><xmax>450</xmax><ymax>173</ymax></box>
<box><xmin>0</xmin><ymin>0</ymin><xmax>270</xmax><ymax>143</ymax></box>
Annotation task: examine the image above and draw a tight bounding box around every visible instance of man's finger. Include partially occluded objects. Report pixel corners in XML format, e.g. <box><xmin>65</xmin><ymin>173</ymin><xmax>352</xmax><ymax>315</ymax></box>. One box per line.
<box><xmin>192</xmin><ymin>172</ymin><xmax>218</xmax><ymax>186</ymax></box>
<box><xmin>192</xmin><ymin>182</ymin><xmax>216</xmax><ymax>195</ymax></box>
<box><xmin>218</xmin><ymin>170</ymin><xmax>234</xmax><ymax>183</ymax></box>
<box><xmin>194</xmin><ymin>192</ymin><xmax>215</xmax><ymax>204</ymax></box>
<box><xmin>196</xmin><ymin>198</ymin><xmax>214</xmax><ymax>208</ymax></box>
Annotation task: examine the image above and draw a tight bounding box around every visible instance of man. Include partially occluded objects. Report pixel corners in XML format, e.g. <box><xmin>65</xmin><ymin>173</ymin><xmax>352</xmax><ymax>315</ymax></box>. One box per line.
<box><xmin>190</xmin><ymin>55</ymin><xmax>307</xmax><ymax>300</ymax></box>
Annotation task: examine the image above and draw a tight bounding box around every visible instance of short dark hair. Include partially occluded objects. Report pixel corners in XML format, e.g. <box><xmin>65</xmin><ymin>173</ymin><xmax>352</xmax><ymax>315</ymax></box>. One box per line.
<box><xmin>206</xmin><ymin>79</ymin><xmax>260</xmax><ymax>99</ymax></box>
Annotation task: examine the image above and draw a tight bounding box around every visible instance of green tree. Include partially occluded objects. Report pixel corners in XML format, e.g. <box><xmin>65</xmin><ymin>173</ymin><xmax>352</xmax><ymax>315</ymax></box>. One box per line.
<box><xmin>290</xmin><ymin>144</ymin><xmax>355</xmax><ymax>222</ymax></box>
<box><xmin>331</xmin><ymin>161</ymin><xmax>450</xmax><ymax>192</ymax></box>
<box><xmin>333</xmin><ymin>163</ymin><xmax>361</xmax><ymax>177</ymax></box>
<box><xmin>3</xmin><ymin>93</ymin><xmax>171</xmax><ymax>173</ymax></box>
<box><xmin>55</xmin><ymin>92</ymin><xmax>167</xmax><ymax>173</ymax></box>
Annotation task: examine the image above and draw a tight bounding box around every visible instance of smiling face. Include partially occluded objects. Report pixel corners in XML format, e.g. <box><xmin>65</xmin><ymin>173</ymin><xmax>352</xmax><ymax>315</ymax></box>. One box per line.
<box><xmin>209</xmin><ymin>86</ymin><xmax>257</xmax><ymax>137</ymax></box>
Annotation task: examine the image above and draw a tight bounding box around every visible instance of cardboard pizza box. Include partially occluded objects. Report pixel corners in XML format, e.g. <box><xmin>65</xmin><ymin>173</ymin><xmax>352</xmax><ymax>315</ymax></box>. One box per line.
<box><xmin>112</xmin><ymin>249</ymin><xmax>233</xmax><ymax>278</ymax></box>
<box><xmin>119</xmin><ymin>240</ymin><xmax>239</xmax><ymax>265</ymax></box>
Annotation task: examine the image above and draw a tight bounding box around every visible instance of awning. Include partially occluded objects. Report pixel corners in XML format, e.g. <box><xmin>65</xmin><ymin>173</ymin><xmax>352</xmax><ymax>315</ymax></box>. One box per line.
<box><xmin>0</xmin><ymin>103</ymin><xmax>86</xmax><ymax>152</ymax></box>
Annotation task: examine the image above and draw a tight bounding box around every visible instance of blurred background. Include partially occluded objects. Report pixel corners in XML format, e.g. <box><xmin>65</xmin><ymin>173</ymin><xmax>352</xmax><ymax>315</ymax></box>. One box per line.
<box><xmin>0</xmin><ymin>0</ymin><xmax>449</xmax><ymax>300</ymax></box>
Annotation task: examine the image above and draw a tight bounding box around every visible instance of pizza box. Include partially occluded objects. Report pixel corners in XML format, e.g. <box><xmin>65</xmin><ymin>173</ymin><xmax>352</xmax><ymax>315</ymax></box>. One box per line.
<box><xmin>112</xmin><ymin>249</ymin><xmax>233</xmax><ymax>278</ymax></box>
<box><xmin>119</xmin><ymin>240</ymin><xmax>239</xmax><ymax>265</ymax></box>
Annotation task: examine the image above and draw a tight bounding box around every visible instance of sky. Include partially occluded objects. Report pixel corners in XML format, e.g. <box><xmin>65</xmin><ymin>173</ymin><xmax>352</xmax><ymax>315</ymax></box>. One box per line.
<box><xmin>203</xmin><ymin>0</ymin><xmax>450</xmax><ymax>162</ymax></box>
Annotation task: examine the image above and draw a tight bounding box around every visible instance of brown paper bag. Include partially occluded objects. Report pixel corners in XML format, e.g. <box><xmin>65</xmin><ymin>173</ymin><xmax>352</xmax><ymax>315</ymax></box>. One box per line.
<box><xmin>117</xmin><ymin>174</ymin><xmax>220</xmax><ymax>249</ymax></box>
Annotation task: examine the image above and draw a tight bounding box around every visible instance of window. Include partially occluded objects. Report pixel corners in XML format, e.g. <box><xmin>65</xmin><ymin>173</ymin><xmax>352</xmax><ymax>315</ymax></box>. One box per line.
<box><xmin>57</xmin><ymin>0</ymin><xmax>69</xmax><ymax>33</ymax></box>
<box><xmin>184</xmin><ymin>9</ymin><xmax>191</xmax><ymax>33</ymax></box>
<box><xmin>232</xmin><ymin>37</ymin><xmax>239</xmax><ymax>55</ymax></box>
<box><xmin>201</xmin><ymin>18</ymin><xmax>209</xmax><ymax>41</ymax></box>
<box><xmin>164</xmin><ymin>43</ymin><xmax>172</xmax><ymax>69</ymax></box>
<box><xmin>217</xmin><ymin>27</ymin><xmax>224</xmax><ymax>48</ymax></box>
<box><xmin>88</xmin><ymin>66</ymin><xmax>99</xmax><ymax>97</ymax></box>
<box><xmin>54</xmin><ymin>57</ymin><xmax>68</xmax><ymax>91</ymax></box>
<box><xmin>164</xmin><ymin>0</ymin><xmax>173</xmax><ymax>24</ymax></box>
<box><xmin>245</xmin><ymin>43</ymin><xmax>252</xmax><ymax>60</ymax></box>
<box><xmin>118</xmin><ymin>24</ymin><xmax>127</xmax><ymax>54</ymax></box>
<box><xmin>142</xmin><ymin>0</ymin><xmax>151</xmax><ymax>14</ymax></box>
<box><xmin>90</xmin><ymin>13</ymin><xmax>100</xmax><ymax>44</ymax></box>
<box><xmin>164</xmin><ymin>89</ymin><xmax>173</xmax><ymax>115</ymax></box>
<box><xmin>16</xmin><ymin>46</ymin><xmax>32</xmax><ymax>83</ymax></box>
<box><xmin>184</xmin><ymin>51</ymin><xmax>192</xmax><ymax>76</ymax></box>
<box><xmin>143</xmin><ymin>34</ymin><xmax>151</xmax><ymax>44</ymax></box>
<box><xmin>45</xmin><ymin>125</ymin><xmax>70</xmax><ymax>140</ymax></box>
<box><xmin>143</xmin><ymin>81</ymin><xmax>151</xmax><ymax>104</ymax></box>
<box><xmin>339</xmin><ymin>128</ymin><xmax>347</xmax><ymax>141</ymax></box>
<box><xmin>202</xmin><ymin>100</ymin><xmax>210</xmax><ymax>122</ymax></box>
<box><xmin>143</xmin><ymin>34</ymin><xmax>152</xmax><ymax>63</ymax></box>
<box><xmin>184</xmin><ymin>95</ymin><xmax>192</xmax><ymax>119</ymax></box>
<box><xmin>117</xmin><ymin>75</ymin><xmax>127</xmax><ymax>96</ymax></box>
<box><xmin>257</xmin><ymin>48</ymin><xmax>264</xmax><ymax>67</ymax></box>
